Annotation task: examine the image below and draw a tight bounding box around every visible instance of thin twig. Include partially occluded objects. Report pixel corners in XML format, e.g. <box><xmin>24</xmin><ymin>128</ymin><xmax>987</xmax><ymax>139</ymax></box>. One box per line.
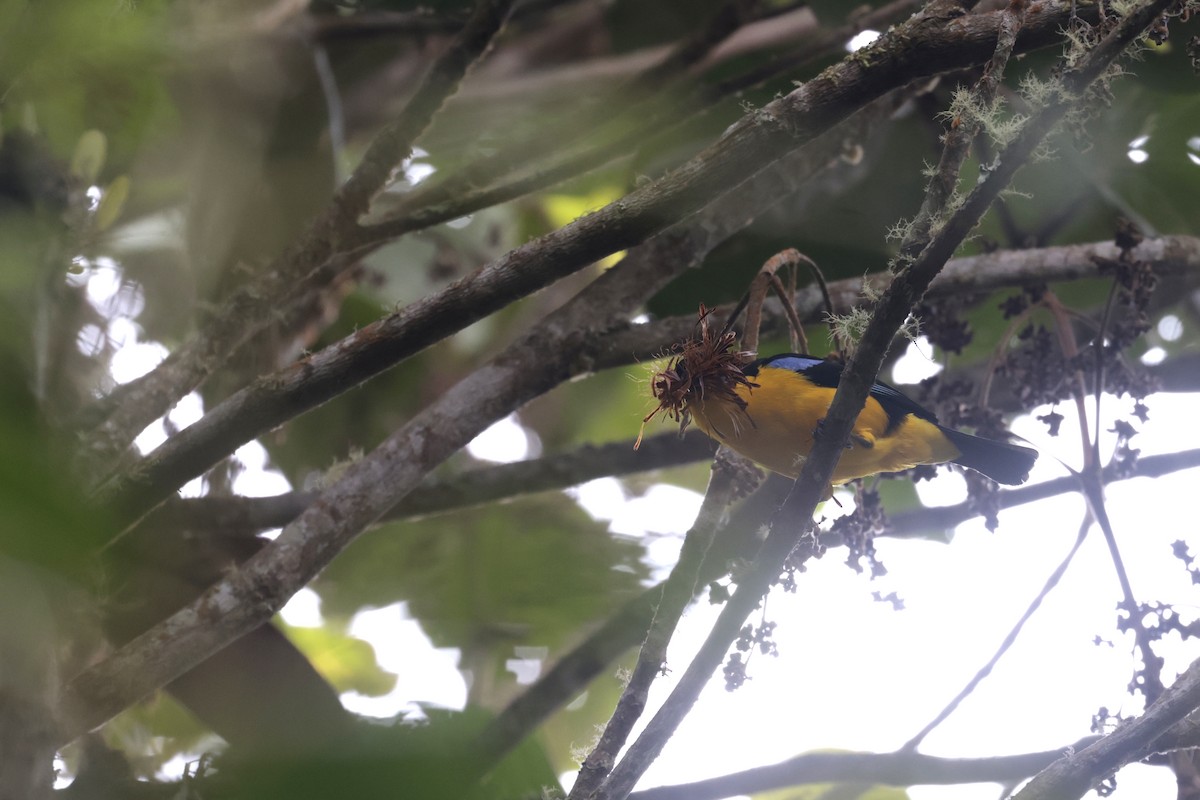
<box><xmin>1092</xmin><ymin>278</ymin><xmax>1122</xmax><ymax>457</ymax></box>
<box><xmin>898</xmin><ymin>0</ymin><xmax>1026</xmax><ymax>262</ymax></box>
<box><xmin>1078</xmin><ymin>470</ymin><xmax>1164</xmax><ymax>697</ymax></box>
<box><xmin>570</xmin><ymin>458</ymin><xmax>737</xmax><ymax>799</ymax></box>
<box><xmin>475</xmin><ymin>476</ymin><xmax>790</xmax><ymax>770</ymax></box>
<box><xmin>312</xmin><ymin>44</ymin><xmax>348</xmax><ymax>184</ymax></box>
<box><xmin>977</xmin><ymin>301</ymin><xmax>1035</xmax><ymax>408</ymax></box>
<box><xmin>768</xmin><ymin>273</ymin><xmax>808</xmax><ymax>353</ymax></box>
<box><xmin>901</xmin><ymin>513</ymin><xmax>1092</xmax><ymax>751</ymax></box>
<box><xmin>885</xmin><ymin>447</ymin><xmax>1200</xmax><ymax>539</ymax></box>
<box><xmin>787</xmin><ymin>251</ymin><xmax>836</xmax><ymax>350</ymax></box>
<box><xmin>1044</xmin><ymin>291</ymin><xmax>1095</xmax><ymax>460</ymax></box>
<box><xmin>629</xmin><ymin>740</ymin><xmax>1103</xmax><ymax>800</ymax></box>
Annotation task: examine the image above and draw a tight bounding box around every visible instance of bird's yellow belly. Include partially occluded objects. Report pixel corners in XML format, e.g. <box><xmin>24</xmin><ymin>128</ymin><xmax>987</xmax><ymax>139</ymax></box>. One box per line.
<box><xmin>687</xmin><ymin>369</ymin><xmax>960</xmax><ymax>484</ymax></box>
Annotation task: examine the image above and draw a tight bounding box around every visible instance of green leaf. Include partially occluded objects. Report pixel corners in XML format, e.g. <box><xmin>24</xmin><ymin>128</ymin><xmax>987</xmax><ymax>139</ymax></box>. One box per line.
<box><xmin>95</xmin><ymin>174</ymin><xmax>130</xmax><ymax>231</ymax></box>
<box><xmin>281</xmin><ymin>622</ymin><xmax>398</xmax><ymax>698</ymax></box>
<box><xmin>316</xmin><ymin>493</ymin><xmax>649</xmax><ymax>702</ymax></box>
<box><xmin>70</xmin><ymin>129</ymin><xmax>107</xmax><ymax>182</ymax></box>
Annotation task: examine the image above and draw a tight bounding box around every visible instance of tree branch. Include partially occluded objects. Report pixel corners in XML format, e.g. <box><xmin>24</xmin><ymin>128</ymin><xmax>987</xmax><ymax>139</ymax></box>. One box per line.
<box><xmin>630</xmin><ymin>711</ymin><xmax>1200</xmax><ymax>800</ymax></box>
<box><xmin>571</xmin><ymin>457</ymin><xmax>738</xmax><ymax>799</ymax></box>
<box><xmin>470</xmin><ymin>444</ymin><xmax>1200</xmax><ymax>772</ymax></box>
<box><xmin>591</xmin><ymin>235</ymin><xmax>1200</xmax><ymax>371</ymax></box>
<box><xmin>1012</xmin><ymin>655</ymin><xmax>1200</xmax><ymax>800</ymax></box>
<box><xmin>629</xmin><ymin>741</ymin><xmax>1102</xmax><ymax>800</ymax></box>
<box><xmin>886</xmin><ymin>447</ymin><xmax>1200</xmax><ymax>538</ymax></box>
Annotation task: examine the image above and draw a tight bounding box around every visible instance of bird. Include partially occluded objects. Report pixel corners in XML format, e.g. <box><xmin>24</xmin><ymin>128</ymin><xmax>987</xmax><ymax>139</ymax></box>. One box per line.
<box><xmin>681</xmin><ymin>353</ymin><xmax>1038</xmax><ymax>487</ymax></box>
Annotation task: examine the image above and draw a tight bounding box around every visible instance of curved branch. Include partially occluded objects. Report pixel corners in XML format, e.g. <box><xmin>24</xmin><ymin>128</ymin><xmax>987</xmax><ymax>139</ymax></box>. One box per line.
<box><xmin>629</xmin><ymin>741</ymin><xmax>1102</xmax><ymax>800</ymax></box>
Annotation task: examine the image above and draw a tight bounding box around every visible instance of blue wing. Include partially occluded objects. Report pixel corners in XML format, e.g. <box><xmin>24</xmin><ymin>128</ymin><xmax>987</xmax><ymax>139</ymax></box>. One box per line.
<box><xmin>747</xmin><ymin>353</ymin><xmax>939</xmax><ymax>429</ymax></box>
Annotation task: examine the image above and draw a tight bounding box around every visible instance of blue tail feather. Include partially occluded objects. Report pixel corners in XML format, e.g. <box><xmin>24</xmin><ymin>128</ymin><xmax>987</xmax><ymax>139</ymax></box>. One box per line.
<box><xmin>939</xmin><ymin>427</ymin><xmax>1037</xmax><ymax>486</ymax></box>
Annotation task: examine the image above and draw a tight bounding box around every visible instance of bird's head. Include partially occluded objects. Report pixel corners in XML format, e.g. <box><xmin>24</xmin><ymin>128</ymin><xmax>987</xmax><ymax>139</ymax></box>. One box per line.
<box><xmin>636</xmin><ymin>306</ymin><xmax>756</xmax><ymax>447</ymax></box>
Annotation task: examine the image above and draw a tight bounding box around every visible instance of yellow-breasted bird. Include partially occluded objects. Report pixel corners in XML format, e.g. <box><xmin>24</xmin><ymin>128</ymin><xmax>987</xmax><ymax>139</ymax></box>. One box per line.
<box><xmin>682</xmin><ymin>353</ymin><xmax>1037</xmax><ymax>486</ymax></box>
<box><xmin>644</xmin><ymin>317</ymin><xmax>1038</xmax><ymax>488</ymax></box>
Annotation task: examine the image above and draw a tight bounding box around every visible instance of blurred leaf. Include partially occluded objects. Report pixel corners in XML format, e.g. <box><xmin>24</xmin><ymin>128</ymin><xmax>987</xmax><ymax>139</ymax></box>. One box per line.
<box><xmin>220</xmin><ymin>706</ymin><xmax>559</xmax><ymax>800</ymax></box>
<box><xmin>70</xmin><ymin>129</ymin><xmax>107</xmax><ymax>182</ymax></box>
<box><xmin>282</xmin><ymin>622</ymin><xmax>398</xmax><ymax>698</ymax></box>
<box><xmin>316</xmin><ymin>493</ymin><xmax>649</xmax><ymax>697</ymax></box>
<box><xmin>21</xmin><ymin>102</ymin><xmax>38</xmax><ymax>135</ymax></box>
<box><xmin>524</xmin><ymin>363</ymin><xmax>659</xmax><ymax>452</ymax></box>
<box><xmin>755</xmin><ymin>777</ymin><xmax>910</xmax><ymax>800</ymax></box>
<box><xmin>2</xmin><ymin>0</ymin><xmax>176</xmax><ymax>167</ymax></box>
<box><xmin>0</xmin><ymin>345</ymin><xmax>110</xmax><ymax>574</ymax></box>
<box><xmin>100</xmin><ymin>693</ymin><xmax>219</xmax><ymax>778</ymax></box>
<box><xmin>542</xmin><ymin>185</ymin><xmax>626</xmax><ymax>268</ymax></box>
<box><xmin>95</xmin><ymin>174</ymin><xmax>130</xmax><ymax>231</ymax></box>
